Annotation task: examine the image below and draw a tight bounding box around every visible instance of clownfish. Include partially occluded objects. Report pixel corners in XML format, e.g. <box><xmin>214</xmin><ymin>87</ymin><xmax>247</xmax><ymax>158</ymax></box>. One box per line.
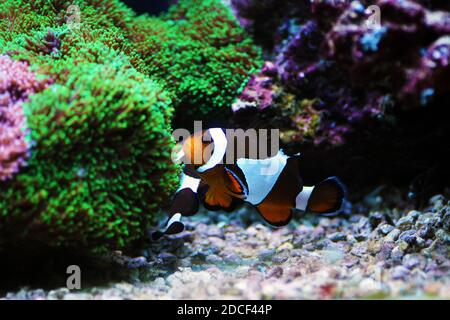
<box><xmin>152</xmin><ymin>128</ymin><xmax>346</xmax><ymax>240</ymax></box>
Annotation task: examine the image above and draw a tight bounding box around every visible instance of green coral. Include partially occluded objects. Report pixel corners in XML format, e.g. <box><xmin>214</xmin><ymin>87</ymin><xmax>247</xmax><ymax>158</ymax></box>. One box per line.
<box><xmin>1</xmin><ymin>0</ymin><xmax>262</xmax><ymax>124</ymax></box>
<box><xmin>3</xmin><ymin>26</ymin><xmax>148</xmax><ymax>81</ymax></box>
<box><xmin>0</xmin><ymin>0</ymin><xmax>135</xmax><ymax>40</ymax></box>
<box><xmin>0</xmin><ymin>1</ymin><xmax>179</xmax><ymax>253</ymax></box>
<box><xmin>0</xmin><ymin>0</ymin><xmax>260</xmax><ymax>253</ymax></box>
<box><xmin>0</xmin><ymin>59</ymin><xmax>178</xmax><ymax>253</ymax></box>
<box><xmin>128</xmin><ymin>0</ymin><xmax>262</xmax><ymax>124</ymax></box>
<box><xmin>0</xmin><ymin>2</ymin><xmax>55</xmax><ymax>41</ymax></box>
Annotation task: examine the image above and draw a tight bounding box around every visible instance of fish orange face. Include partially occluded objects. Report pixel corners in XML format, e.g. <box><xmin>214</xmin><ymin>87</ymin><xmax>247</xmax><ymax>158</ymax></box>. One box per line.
<box><xmin>182</xmin><ymin>131</ymin><xmax>213</xmax><ymax>167</ymax></box>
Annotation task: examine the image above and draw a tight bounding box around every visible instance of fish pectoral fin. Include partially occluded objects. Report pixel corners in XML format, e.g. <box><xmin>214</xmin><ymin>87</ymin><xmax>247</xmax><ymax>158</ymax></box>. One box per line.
<box><xmin>205</xmin><ymin>187</ymin><xmax>233</xmax><ymax>209</ymax></box>
<box><xmin>199</xmin><ymin>185</ymin><xmax>243</xmax><ymax>212</ymax></box>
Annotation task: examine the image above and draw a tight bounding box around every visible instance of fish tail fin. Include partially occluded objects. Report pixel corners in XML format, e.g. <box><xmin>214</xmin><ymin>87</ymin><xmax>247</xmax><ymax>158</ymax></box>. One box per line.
<box><xmin>306</xmin><ymin>177</ymin><xmax>346</xmax><ymax>214</ymax></box>
<box><xmin>151</xmin><ymin>213</ymin><xmax>185</xmax><ymax>241</ymax></box>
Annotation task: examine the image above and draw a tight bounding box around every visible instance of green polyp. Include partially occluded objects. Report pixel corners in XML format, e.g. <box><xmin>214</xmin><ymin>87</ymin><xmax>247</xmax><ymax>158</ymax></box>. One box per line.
<box><xmin>128</xmin><ymin>0</ymin><xmax>262</xmax><ymax>124</ymax></box>
<box><xmin>0</xmin><ymin>39</ymin><xmax>178</xmax><ymax>254</ymax></box>
<box><xmin>0</xmin><ymin>0</ymin><xmax>261</xmax><ymax>253</ymax></box>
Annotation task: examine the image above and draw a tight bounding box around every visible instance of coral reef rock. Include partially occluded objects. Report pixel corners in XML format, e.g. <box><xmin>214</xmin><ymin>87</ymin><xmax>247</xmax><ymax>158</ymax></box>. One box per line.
<box><xmin>230</xmin><ymin>0</ymin><xmax>450</xmax><ymax>195</ymax></box>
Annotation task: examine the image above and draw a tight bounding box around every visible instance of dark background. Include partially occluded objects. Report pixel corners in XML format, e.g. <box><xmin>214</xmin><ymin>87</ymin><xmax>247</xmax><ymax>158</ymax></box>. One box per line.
<box><xmin>122</xmin><ymin>0</ymin><xmax>176</xmax><ymax>15</ymax></box>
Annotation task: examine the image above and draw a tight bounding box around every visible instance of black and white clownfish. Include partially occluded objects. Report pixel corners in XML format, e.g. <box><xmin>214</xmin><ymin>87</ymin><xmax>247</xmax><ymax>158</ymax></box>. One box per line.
<box><xmin>152</xmin><ymin>128</ymin><xmax>347</xmax><ymax>240</ymax></box>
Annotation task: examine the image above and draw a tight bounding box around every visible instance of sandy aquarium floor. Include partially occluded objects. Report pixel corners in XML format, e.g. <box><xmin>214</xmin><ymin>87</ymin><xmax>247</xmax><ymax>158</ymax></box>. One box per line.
<box><xmin>2</xmin><ymin>194</ymin><xmax>450</xmax><ymax>300</ymax></box>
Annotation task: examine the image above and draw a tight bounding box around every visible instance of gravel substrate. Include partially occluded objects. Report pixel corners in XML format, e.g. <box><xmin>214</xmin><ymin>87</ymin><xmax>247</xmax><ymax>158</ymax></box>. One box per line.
<box><xmin>2</xmin><ymin>194</ymin><xmax>450</xmax><ymax>300</ymax></box>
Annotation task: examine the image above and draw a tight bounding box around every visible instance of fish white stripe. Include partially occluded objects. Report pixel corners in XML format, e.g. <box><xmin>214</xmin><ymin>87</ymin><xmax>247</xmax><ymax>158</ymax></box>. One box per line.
<box><xmin>197</xmin><ymin>128</ymin><xmax>227</xmax><ymax>173</ymax></box>
<box><xmin>295</xmin><ymin>186</ymin><xmax>314</xmax><ymax>211</ymax></box>
<box><xmin>178</xmin><ymin>173</ymin><xmax>200</xmax><ymax>192</ymax></box>
<box><xmin>164</xmin><ymin>213</ymin><xmax>182</xmax><ymax>232</ymax></box>
<box><xmin>167</xmin><ymin>213</ymin><xmax>182</xmax><ymax>226</ymax></box>
<box><xmin>237</xmin><ymin>150</ymin><xmax>288</xmax><ymax>205</ymax></box>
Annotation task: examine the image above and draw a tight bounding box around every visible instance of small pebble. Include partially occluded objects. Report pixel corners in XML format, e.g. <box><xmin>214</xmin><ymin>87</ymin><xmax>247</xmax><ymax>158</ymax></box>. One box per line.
<box><xmin>396</xmin><ymin>215</ymin><xmax>415</xmax><ymax>230</ymax></box>
<box><xmin>379</xmin><ymin>224</ymin><xmax>394</xmax><ymax>235</ymax></box>
<box><xmin>415</xmin><ymin>212</ymin><xmax>441</xmax><ymax>229</ymax></box>
<box><xmin>442</xmin><ymin>209</ymin><xmax>450</xmax><ymax>230</ymax></box>
<box><xmin>272</xmin><ymin>251</ymin><xmax>289</xmax><ymax>264</ymax></box>
<box><xmin>354</xmin><ymin>233</ymin><xmax>368</xmax><ymax>241</ymax></box>
<box><xmin>402</xmin><ymin>254</ymin><xmax>421</xmax><ymax>270</ymax></box>
<box><xmin>127</xmin><ymin>256</ymin><xmax>148</xmax><ymax>268</ymax></box>
<box><xmin>191</xmin><ymin>252</ymin><xmax>207</xmax><ymax>264</ymax></box>
<box><xmin>398</xmin><ymin>230</ymin><xmax>417</xmax><ymax>245</ymax></box>
<box><xmin>328</xmin><ymin>232</ymin><xmax>347</xmax><ymax>242</ymax></box>
<box><xmin>376</xmin><ymin>241</ymin><xmax>395</xmax><ymax>261</ymax></box>
<box><xmin>406</xmin><ymin>210</ymin><xmax>420</xmax><ymax>220</ymax></box>
<box><xmin>223</xmin><ymin>252</ymin><xmax>243</xmax><ymax>265</ymax></box>
<box><xmin>258</xmin><ymin>248</ymin><xmax>276</xmax><ymax>261</ymax></box>
<box><xmin>205</xmin><ymin>254</ymin><xmax>223</xmax><ymax>264</ymax></box>
<box><xmin>157</xmin><ymin>253</ymin><xmax>178</xmax><ymax>266</ymax></box>
<box><xmin>267</xmin><ymin>266</ymin><xmax>284</xmax><ymax>278</ymax></box>
<box><xmin>435</xmin><ymin>229</ymin><xmax>450</xmax><ymax>244</ymax></box>
<box><xmin>369</xmin><ymin>211</ymin><xmax>384</xmax><ymax>228</ymax></box>
<box><xmin>430</xmin><ymin>195</ymin><xmax>445</xmax><ymax>210</ymax></box>
<box><xmin>396</xmin><ymin>240</ymin><xmax>410</xmax><ymax>251</ymax></box>
<box><xmin>391</xmin><ymin>266</ymin><xmax>410</xmax><ymax>280</ymax></box>
<box><xmin>351</xmin><ymin>243</ymin><xmax>368</xmax><ymax>257</ymax></box>
<box><xmin>277</xmin><ymin>242</ymin><xmax>294</xmax><ymax>251</ymax></box>
<box><xmin>206</xmin><ymin>226</ymin><xmax>224</xmax><ymax>238</ymax></box>
<box><xmin>385</xmin><ymin>228</ymin><xmax>401</xmax><ymax>242</ymax></box>
<box><xmin>417</xmin><ymin>225</ymin><xmax>433</xmax><ymax>239</ymax></box>
<box><xmin>303</xmin><ymin>243</ymin><xmax>316</xmax><ymax>251</ymax></box>
<box><xmin>415</xmin><ymin>236</ymin><xmax>426</xmax><ymax>248</ymax></box>
<box><xmin>391</xmin><ymin>246</ymin><xmax>405</xmax><ymax>261</ymax></box>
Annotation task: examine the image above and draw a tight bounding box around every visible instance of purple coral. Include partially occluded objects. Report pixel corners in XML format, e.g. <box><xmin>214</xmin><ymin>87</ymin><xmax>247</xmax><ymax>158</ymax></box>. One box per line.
<box><xmin>230</xmin><ymin>0</ymin><xmax>312</xmax><ymax>49</ymax></box>
<box><xmin>232</xmin><ymin>61</ymin><xmax>277</xmax><ymax>112</ymax></box>
<box><xmin>0</xmin><ymin>55</ymin><xmax>50</xmax><ymax>181</ymax></box>
<box><xmin>230</xmin><ymin>0</ymin><xmax>450</xmax><ymax>193</ymax></box>
<box><xmin>399</xmin><ymin>36</ymin><xmax>450</xmax><ymax>108</ymax></box>
<box><xmin>323</xmin><ymin>0</ymin><xmax>450</xmax><ymax>110</ymax></box>
<box><xmin>275</xmin><ymin>20</ymin><xmax>323</xmax><ymax>92</ymax></box>
<box><xmin>232</xmin><ymin>0</ymin><xmax>450</xmax><ymax>147</ymax></box>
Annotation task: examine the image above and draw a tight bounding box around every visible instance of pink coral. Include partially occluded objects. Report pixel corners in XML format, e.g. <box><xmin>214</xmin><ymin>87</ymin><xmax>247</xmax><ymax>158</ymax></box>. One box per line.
<box><xmin>0</xmin><ymin>55</ymin><xmax>50</xmax><ymax>181</ymax></box>
<box><xmin>399</xmin><ymin>36</ymin><xmax>450</xmax><ymax>108</ymax></box>
<box><xmin>232</xmin><ymin>61</ymin><xmax>277</xmax><ymax>112</ymax></box>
